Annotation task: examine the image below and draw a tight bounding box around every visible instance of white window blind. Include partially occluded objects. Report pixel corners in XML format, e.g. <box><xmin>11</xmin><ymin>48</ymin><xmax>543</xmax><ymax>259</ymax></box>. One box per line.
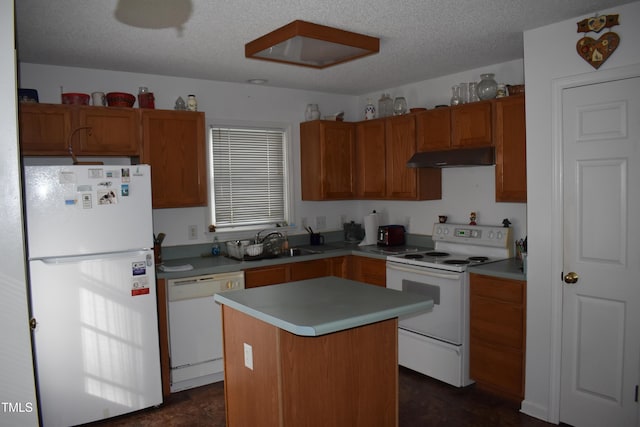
<box><xmin>211</xmin><ymin>126</ymin><xmax>286</xmax><ymax>229</ymax></box>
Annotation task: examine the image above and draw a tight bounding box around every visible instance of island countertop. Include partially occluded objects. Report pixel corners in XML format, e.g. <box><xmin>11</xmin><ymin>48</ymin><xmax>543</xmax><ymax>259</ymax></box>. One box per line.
<box><xmin>214</xmin><ymin>276</ymin><xmax>433</xmax><ymax>337</ymax></box>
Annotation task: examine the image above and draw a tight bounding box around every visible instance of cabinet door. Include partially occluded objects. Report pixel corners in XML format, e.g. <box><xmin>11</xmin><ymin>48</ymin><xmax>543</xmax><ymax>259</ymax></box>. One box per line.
<box><xmin>469</xmin><ymin>273</ymin><xmax>526</xmax><ymax>401</ymax></box>
<box><xmin>327</xmin><ymin>256</ymin><xmax>347</xmax><ymax>278</ymax></box>
<box><xmin>245</xmin><ymin>265</ymin><xmax>289</xmax><ymax>288</ymax></box>
<box><xmin>76</xmin><ymin>106</ymin><xmax>140</xmax><ymax>155</ymax></box>
<box><xmin>416</xmin><ymin>108</ymin><xmax>451</xmax><ymax>151</ymax></box>
<box><xmin>494</xmin><ymin>95</ymin><xmax>527</xmax><ymax>202</ymax></box>
<box><xmin>355</xmin><ymin>119</ymin><xmax>386</xmax><ymax>198</ymax></box>
<box><xmin>451</xmin><ymin>101</ymin><xmax>492</xmax><ymax>148</ymax></box>
<box><xmin>141</xmin><ymin>110</ymin><xmax>207</xmax><ymax>208</ymax></box>
<box><xmin>350</xmin><ymin>256</ymin><xmax>386</xmax><ymax>287</ymax></box>
<box><xmin>321</xmin><ymin>122</ymin><xmax>356</xmax><ymax>199</ymax></box>
<box><xmin>300</xmin><ymin>121</ymin><xmax>355</xmax><ymax>200</ymax></box>
<box><xmin>19</xmin><ymin>103</ymin><xmax>72</xmax><ymax>155</ymax></box>
<box><xmin>289</xmin><ymin>259</ymin><xmax>328</xmax><ymax>282</ymax></box>
<box><xmin>385</xmin><ymin>115</ymin><xmax>418</xmax><ymax>199</ymax></box>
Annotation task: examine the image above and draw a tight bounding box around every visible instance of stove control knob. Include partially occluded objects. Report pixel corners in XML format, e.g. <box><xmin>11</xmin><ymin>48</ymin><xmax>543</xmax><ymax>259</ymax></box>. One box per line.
<box><xmin>488</xmin><ymin>231</ymin><xmax>495</xmax><ymax>239</ymax></box>
<box><xmin>496</xmin><ymin>231</ymin><xmax>503</xmax><ymax>240</ymax></box>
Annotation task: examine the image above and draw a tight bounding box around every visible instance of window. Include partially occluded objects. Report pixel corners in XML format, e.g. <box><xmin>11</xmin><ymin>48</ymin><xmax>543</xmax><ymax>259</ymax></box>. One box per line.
<box><xmin>210</xmin><ymin>125</ymin><xmax>290</xmax><ymax>231</ymax></box>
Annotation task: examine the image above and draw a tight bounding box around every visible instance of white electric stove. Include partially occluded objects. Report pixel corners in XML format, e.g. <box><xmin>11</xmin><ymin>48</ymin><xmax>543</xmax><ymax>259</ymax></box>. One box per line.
<box><xmin>386</xmin><ymin>223</ymin><xmax>512</xmax><ymax>387</ymax></box>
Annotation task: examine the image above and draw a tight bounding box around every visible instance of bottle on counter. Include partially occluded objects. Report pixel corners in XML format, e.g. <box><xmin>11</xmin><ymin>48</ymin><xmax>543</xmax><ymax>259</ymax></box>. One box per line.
<box><xmin>211</xmin><ymin>237</ymin><xmax>220</xmax><ymax>256</ymax></box>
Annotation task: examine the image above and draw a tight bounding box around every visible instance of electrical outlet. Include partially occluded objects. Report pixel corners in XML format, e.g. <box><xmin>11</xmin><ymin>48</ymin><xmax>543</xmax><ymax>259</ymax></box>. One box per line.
<box><xmin>188</xmin><ymin>225</ymin><xmax>198</xmax><ymax>240</ymax></box>
<box><xmin>316</xmin><ymin>215</ymin><xmax>326</xmax><ymax>230</ymax></box>
<box><xmin>244</xmin><ymin>343</ymin><xmax>253</xmax><ymax>370</ymax></box>
<box><xmin>301</xmin><ymin>217</ymin><xmax>308</xmax><ymax>229</ymax></box>
<box><xmin>340</xmin><ymin>214</ymin><xmax>347</xmax><ymax>225</ymax></box>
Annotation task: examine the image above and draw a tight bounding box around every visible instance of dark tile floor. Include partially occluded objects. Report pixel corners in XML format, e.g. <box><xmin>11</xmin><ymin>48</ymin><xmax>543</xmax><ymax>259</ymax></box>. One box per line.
<box><xmin>87</xmin><ymin>367</ymin><xmax>557</xmax><ymax>426</ymax></box>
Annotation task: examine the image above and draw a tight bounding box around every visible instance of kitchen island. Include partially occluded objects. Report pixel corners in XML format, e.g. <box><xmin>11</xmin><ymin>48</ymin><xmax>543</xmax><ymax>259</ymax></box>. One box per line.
<box><xmin>214</xmin><ymin>276</ymin><xmax>433</xmax><ymax>427</ymax></box>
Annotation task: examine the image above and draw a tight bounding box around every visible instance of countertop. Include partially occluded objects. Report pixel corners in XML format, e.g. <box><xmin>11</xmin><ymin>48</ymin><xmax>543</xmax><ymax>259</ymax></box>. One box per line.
<box><xmin>156</xmin><ymin>239</ymin><xmax>432</xmax><ymax>280</ymax></box>
<box><xmin>213</xmin><ymin>276</ymin><xmax>434</xmax><ymax>337</ymax></box>
<box><xmin>469</xmin><ymin>258</ymin><xmax>526</xmax><ymax>281</ymax></box>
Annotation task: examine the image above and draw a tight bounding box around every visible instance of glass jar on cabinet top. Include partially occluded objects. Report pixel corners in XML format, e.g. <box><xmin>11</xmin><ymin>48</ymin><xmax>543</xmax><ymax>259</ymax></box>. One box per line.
<box><xmin>477</xmin><ymin>73</ymin><xmax>498</xmax><ymax>100</ymax></box>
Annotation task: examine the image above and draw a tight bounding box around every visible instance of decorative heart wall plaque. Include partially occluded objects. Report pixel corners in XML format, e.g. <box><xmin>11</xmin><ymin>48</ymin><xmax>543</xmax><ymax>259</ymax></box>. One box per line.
<box><xmin>576</xmin><ymin>32</ymin><xmax>620</xmax><ymax>69</ymax></box>
<box><xmin>576</xmin><ymin>13</ymin><xmax>620</xmax><ymax>70</ymax></box>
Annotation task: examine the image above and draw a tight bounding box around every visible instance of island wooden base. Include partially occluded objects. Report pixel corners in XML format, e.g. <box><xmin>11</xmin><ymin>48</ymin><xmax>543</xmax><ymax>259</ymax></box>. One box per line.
<box><xmin>221</xmin><ymin>305</ymin><xmax>399</xmax><ymax>427</ymax></box>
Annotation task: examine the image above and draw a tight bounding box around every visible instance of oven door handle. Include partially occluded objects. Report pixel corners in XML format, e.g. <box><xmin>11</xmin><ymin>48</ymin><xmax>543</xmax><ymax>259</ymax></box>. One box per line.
<box><xmin>386</xmin><ymin>262</ymin><xmax>462</xmax><ymax>280</ymax></box>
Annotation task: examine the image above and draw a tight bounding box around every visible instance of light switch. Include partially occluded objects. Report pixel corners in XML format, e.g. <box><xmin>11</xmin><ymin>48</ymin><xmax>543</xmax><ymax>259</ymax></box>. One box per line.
<box><xmin>244</xmin><ymin>343</ymin><xmax>253</xmax><ymax>370</ymax></box>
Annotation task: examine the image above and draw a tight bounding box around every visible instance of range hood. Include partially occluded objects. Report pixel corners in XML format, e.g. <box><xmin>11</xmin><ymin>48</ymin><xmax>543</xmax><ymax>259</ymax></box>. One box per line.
<box><xmin>407</xmin><ymin>147</ymin><xmax>495</xmax><ymax>168</ymax></box>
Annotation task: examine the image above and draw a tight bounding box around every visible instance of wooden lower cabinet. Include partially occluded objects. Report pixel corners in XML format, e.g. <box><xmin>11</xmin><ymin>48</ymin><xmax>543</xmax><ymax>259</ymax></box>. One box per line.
<box><xmin>469</xmin><ymin>273</ymin><xmax>526</xmax><ymax>401</ymax></box>
<box><xmin>222</xmin><ymin>306</ymin><xmax>398</xmax><ymax>427</ymax></box>
<box><xmin>347</xmin><ymin>255</ymin><xmax>387</xmax><ymax>287</ymax></box>
<box><xmin>244</xmin><ymin>255</ymin><xmax>386</xmax><ymax>288</ymax></box>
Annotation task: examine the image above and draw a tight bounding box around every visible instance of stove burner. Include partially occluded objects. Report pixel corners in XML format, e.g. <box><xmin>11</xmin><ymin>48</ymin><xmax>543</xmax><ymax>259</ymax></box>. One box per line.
<box><xmin>425</xmin><ymin>251</ymin><xmax>450</xmax><ymax>257</ymax></box>
<box><xmin>444</xmin><ymin>259</ymin><xmax>470</xmax><ymax>265</ymax></box>
<box><xmin>404</xmin><ymin>253</ymin><xmax>424</xmax><ymax>259</ymax></box>
<box><xmin>468</xmin><ymin>256</ymin><xmax>489</xmax><ymax>262</ymax></box>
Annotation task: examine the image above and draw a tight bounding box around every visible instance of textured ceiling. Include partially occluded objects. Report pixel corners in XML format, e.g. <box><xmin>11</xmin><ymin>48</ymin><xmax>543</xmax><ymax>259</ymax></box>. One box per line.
<box><xmin>15</xmin><ymin>0</ymin><xmax>634</xmax><ymax>95</ymax></box>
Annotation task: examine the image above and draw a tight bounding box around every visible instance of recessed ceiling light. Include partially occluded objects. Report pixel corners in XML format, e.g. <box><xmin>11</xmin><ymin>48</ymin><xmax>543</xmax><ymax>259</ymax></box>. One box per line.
<box><xmin>245</xmin><ymin>20</ymin><xmax>379</xmax><ymax>69</ymax></box>
<box><xmin>247</xmin><ymin>79</ymin><xmax>268</xmax><ymax>84</ymax></box>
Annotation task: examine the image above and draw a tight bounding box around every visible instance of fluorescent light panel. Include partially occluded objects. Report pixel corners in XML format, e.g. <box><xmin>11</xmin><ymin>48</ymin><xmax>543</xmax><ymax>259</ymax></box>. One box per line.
<box><xmin>245</xmin><ymin>20</ymin><xmax>379</xmax><ymax>69</ymax></box>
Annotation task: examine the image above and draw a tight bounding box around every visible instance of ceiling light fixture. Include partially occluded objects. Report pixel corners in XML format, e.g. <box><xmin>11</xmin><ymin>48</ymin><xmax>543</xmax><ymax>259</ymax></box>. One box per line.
<box><xmin>245</xmin><ymin>20</ymin><xmax>379</xmax><ymax>69</ymax></box>
<box><xmin>247</xmin><ymin>79</ymin><xmax>268</xmax><ymax>84</ymax></box>
<box><xmin>114</xmin><ymin>0</ymin><xmax>193</xmax><ymax>35</ymax></box>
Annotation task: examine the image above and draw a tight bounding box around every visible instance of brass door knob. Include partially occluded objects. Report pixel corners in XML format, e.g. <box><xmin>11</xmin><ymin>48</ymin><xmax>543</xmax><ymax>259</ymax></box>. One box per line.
<box><xmin>564</xmin><ymin>272</ymin><xmax>579</xmax><ymax>284</ymax></box>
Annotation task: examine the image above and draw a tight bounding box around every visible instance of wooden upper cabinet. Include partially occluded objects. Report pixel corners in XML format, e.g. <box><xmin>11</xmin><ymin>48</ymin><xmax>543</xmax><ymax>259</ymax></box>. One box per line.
<box><xmin>300</xmin><ymin>120</ymin><xmax>356</xmax><ymax>200</ymax></box>
<box><xmin>451</xmin><ymin>101</ymin><xmax>493</xmax><ymax>148</ymax></box>
<box><xmin>385</xmin><ymin>115</ymin><xmax>441</xmax><ymax>200</ymax></box>
<box><xmin>494</xmin><ymin>95</ymin><xmax>527</xmax><ymax>202</ymax></box>
<box><xmin>386</xmin><ymin>114</ymin><xmax>418</xmax><ymax>199</ymax></box>
<box><xmin>19</xmin><ymin>103</ymin><xmax>72</xmax><ymax>155</ymax></box>
<box><xmin>76</xmin><ymin>106</ymin><xmax>139</xmax><ymax>155</ymax></box>
<box><xmin>19</xmin><ymin>103</ymin><xmax>140</xmax><ymax>156</ymax></box>
<box><xmin>416</xmin><ymin>108</ymin><xmax>451</xmax><ymax>151</ymax></box>
<box><xmin>355</xmin><ymin>119</ymin><xmax>386</xmax><ymax>198</ymax></box>
<box><xmin>140</xmin><ymin>110</ymin><xmax>207</xmax><ymax>208</ymax></box>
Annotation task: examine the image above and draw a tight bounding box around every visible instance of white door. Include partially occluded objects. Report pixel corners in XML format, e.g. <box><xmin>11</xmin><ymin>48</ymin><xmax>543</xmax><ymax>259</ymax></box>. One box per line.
<box><xmin>561</xmin><ymin>76</ymin><xmax>640</xmax><ymax>426</ymax></box>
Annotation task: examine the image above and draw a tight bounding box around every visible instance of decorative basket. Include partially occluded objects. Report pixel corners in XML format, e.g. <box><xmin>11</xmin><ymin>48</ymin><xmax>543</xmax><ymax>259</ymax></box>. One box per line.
<box><xmin>106</xmin><ymin>92</ymin><xmax>136</xmax><ymax>107</ymax></box>
<box><xmin>507</xmin><ymin>84</ymin><xmax>525</xmax><ymax>96</ymax></box>
<box><xmin>61</xmin><ymin>93</ymin><xmax>90</xmax><ymax>105</ymax></box>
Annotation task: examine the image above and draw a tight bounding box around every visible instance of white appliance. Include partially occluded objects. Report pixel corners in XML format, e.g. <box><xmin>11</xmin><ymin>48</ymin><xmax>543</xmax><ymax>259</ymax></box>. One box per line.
<box><xmin>386</xmin><ymin>222</ymin><xmax>511</xmax><ymax>387</ymax></box>
<box><xmin>167</xmin><ymin>271</ymin><xmax>245</xmax><ymax>392</ymax></box>
<box><xmin>24</xmin><ymin>165</ymin><xmax>162</xmax><ymax>427</ymax></box>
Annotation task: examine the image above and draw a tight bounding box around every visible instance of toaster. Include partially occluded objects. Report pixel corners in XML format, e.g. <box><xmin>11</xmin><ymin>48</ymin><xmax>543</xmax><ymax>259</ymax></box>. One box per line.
<box><xmin>377</xmin><ymin>225</ymin><xmax>406</xmax><ymax>246</ymax></box>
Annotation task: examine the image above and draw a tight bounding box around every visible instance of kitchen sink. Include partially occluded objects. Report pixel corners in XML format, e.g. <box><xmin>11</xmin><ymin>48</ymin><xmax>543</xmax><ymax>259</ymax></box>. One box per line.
<box><xmin>280</xmin><ymin>247</ymin><xmax>324</xmax><ymax>257</ymax></box>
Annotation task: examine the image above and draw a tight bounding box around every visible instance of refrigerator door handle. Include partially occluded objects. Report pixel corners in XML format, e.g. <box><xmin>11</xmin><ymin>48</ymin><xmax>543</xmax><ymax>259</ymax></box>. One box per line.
<box><xmin>33</xmin><ymin>249</ymin><xmax>151</xmax><ymax>264</ymax></box>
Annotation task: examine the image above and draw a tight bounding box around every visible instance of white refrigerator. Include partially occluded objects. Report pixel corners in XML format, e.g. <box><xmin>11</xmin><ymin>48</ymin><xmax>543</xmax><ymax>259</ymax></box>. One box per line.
<box><xmin>24</xmin><ymin>165</ymin><xmax>162</xmax><ymax>427</ymax></box>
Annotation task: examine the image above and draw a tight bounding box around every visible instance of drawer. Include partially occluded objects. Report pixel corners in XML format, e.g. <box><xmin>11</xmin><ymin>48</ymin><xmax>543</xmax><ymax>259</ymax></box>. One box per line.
<box><xmin>470</xmin><ymin>274</ymin><xmax>525</xmax><ymax>304</ymax></box>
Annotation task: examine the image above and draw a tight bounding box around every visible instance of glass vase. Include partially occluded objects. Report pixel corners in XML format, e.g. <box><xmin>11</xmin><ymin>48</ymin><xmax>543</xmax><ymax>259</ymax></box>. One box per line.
<box><xmin>450</xmin><ymin>85</ymin><xmax>462</xmax><ymax>106</ymax></box>
<box><xmin>477</xmin><ymin>73</ymin><xmax>497</xmax><ymax>100</ymax></box>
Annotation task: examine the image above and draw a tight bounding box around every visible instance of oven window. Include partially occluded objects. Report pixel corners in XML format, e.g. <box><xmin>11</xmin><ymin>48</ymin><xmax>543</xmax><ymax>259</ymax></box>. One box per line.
<box><xmin>403</xmin><ymin>280</ymin><xmax>440</xmax><ymax>305</ymax></box>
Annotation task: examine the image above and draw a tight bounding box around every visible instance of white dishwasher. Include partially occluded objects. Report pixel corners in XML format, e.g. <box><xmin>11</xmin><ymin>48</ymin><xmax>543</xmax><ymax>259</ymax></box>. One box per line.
<box><xmin>167</xmin><ymin>271</ymin><xmax>244</xmax><ymax>392</ymax></box>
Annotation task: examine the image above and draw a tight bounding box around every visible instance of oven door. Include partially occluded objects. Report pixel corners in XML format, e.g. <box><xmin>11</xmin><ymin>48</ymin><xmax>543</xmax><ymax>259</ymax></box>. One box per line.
<box><xmin>386</xmin><ymin>261</ymin><xmax>466</xmax><ymax>345</ymax></box>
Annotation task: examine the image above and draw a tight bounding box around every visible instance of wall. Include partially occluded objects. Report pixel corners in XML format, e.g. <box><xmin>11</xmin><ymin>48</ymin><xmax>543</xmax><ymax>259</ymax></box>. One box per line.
<box><xmin>20</xmin><ymin>59</ymin><xmax>527</xmax><ymax>247</ymax></box>
<box><xmin>0</xmin><ymin>1</ymin><xmax>40</xmax><ymax>426</ymax></box>
<box><xmin>522</xmin><ymin>1</ymin><xmax>640</xmax><ymax>422</ymax></box>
